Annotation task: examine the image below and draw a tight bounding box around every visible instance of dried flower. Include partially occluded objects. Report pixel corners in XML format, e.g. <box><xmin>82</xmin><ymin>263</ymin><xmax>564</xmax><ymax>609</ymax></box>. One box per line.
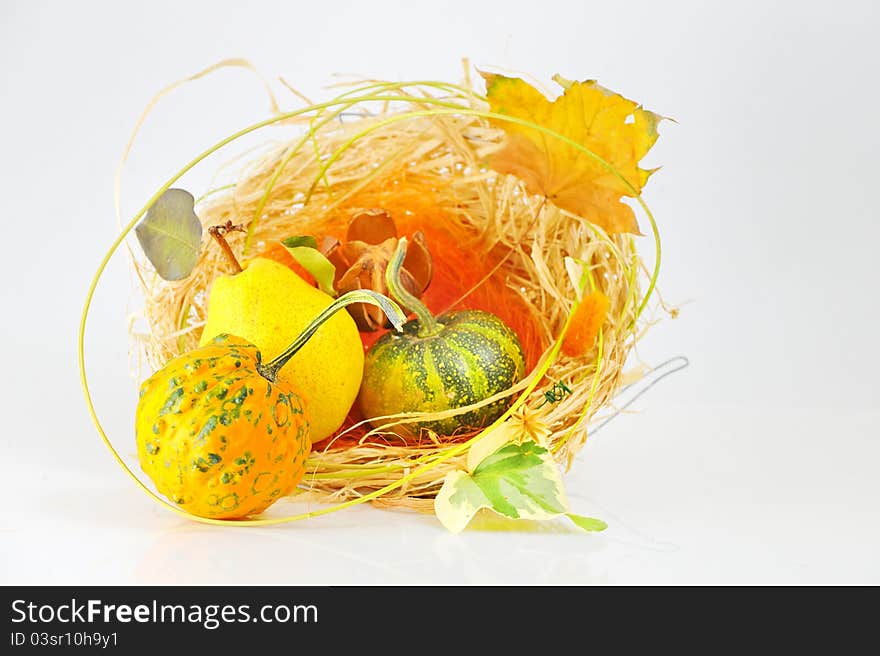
<box><xmin>323</xmin><ymin>208</ymin><xmax>433</xmax><ymax>331</ymax></box>
<box><xmin>466</xmin><ymin>404</ymin><xmax>552</xmax><ymax>472</ymax></box>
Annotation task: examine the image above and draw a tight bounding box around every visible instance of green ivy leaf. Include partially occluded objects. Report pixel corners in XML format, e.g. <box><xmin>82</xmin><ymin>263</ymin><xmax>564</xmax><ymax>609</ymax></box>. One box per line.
<box><xmin>566</xmin><ymin>513</ymin><xmax>608</xmax><ymax>532</ymax></box>
<box><xmin>281</xmin><ymin>236</ymin><xmax>337</xmax><ymax>297</ymax></box>
<box><xmin>134</xmin><ymin>188</ymin><xmax>202</xmax><ymax>281</ymax></box>
<box><xmin>434</xmin><ymin>440</ymin><xmax>606</xmax><ymax>534</ymax></box>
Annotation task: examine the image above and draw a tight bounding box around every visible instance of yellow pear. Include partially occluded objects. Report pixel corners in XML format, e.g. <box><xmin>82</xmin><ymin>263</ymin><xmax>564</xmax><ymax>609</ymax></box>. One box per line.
<box><xmin>199</xmin><ymin>257</ymin><xmax>363</xmax><ymax>442</ymax></box>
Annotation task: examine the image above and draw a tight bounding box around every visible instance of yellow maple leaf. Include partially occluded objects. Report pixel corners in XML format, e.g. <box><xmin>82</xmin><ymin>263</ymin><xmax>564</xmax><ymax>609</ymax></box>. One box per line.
<box><xmin>482</xmin><ymin>72</ymin><xmax>661</xmax><ymax>234</ymax></box>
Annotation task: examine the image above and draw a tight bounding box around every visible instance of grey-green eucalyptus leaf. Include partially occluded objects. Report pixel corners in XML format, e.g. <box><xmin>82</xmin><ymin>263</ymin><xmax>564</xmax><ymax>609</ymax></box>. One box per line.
<box><xmin>135</xmin><ymin>188</ymin><xmax>202</xmax><ymax>281</ymax></box>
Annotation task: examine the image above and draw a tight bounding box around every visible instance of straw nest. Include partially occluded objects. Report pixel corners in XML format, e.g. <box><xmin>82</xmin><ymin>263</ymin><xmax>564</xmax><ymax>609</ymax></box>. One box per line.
<box><xmin>133</xmin><ymin>79</ymin><xmax>653</xmax><ymax>512</ymax></box>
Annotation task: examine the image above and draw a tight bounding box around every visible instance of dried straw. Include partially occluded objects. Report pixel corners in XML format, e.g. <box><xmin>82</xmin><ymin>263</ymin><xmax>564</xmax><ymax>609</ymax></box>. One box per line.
<box><xmin>131</xmin><ymin>79</ymin><xmax>650</xmax><ymax>509</ymax></box>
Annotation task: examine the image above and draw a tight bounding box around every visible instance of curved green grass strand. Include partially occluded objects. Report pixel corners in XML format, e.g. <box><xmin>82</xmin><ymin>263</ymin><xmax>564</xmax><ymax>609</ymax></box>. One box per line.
<box><xmin>79</xmin><ymin>80</ymin><xmax>660</xmax><ymax>526</ymax></box>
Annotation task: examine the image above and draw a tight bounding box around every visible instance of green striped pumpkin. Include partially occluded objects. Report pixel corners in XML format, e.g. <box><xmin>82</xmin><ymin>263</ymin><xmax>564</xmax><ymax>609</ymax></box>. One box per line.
<box><xmin>359</xmin><ymin>308</ymin><xmax>526</xmax><ymax>436</ymax></box>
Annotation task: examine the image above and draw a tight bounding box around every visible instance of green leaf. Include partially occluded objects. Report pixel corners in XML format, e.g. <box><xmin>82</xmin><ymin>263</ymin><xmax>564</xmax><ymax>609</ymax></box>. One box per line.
<box><xmin>435</xmin><ymin>440</ymin><xmax>605</xmax><ymax>534</ymax></box>
<box><xmin>281</xmin><ymin>235</ymin><xmax>318</xmax><ymax>250</ymax></box>
<box><xmin>134</xmin><ymin>189</ymin><xmax>202</xmax><ymax>281</ymax></box>
<box><xmin>566</xmin><ymin>513</ymin><xmax>608</xmax><ymax>533</ymax></box>
<box><xmin>281</xmin><ymin>236</ymin><xmax>337</xmax><ymax>296</ymax></box>
<box><xmin>465</xmin><ymin>421</ymin><xmax>517</xmax><ymax>472</ymax></box>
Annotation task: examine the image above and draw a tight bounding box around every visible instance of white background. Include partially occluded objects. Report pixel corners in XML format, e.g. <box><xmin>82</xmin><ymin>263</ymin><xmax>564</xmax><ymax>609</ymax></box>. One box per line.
<box><xmin>2</xmin><ymin>0</ymin><xmax>878</xmax><ymax>584</ymax></box>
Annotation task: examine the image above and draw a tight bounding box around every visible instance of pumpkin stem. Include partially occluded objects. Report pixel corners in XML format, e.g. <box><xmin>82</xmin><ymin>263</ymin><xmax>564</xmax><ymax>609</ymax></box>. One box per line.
<box><xmin>386</xmin><ymin>238</ymin><xmax>442</xmax><ymax>337</ymax></box>
<box><xmin>257</xmin><ymin>290</ymin><xmax>406</xmax><ymax>382</ymax></box>
<box><xmin>208</xmin><ymin>221</ymin><xmax>245</xmax><ymax>273</ymax></box>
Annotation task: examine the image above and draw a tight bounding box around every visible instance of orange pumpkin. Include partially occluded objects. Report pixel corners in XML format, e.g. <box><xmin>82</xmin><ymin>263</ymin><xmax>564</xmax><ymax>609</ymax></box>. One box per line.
<box><xmin>135</xmin><ymin>335</ymin><xmax>310</xmax><ymax>519</ymax></box>
<box><xmin>135</xmin><ymin>290</ymin><xmax>404</xmax><ymax>519</ymax></box>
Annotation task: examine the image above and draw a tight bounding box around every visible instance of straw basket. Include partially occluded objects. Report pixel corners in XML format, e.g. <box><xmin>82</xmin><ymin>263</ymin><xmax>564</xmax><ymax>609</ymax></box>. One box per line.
<box><xmin>127</xmin><ymin>74</ymin><xmax>662</xmax><ymax>515</ymax></box>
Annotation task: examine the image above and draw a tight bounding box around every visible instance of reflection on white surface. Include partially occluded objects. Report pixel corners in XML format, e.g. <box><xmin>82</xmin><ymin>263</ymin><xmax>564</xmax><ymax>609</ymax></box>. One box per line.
<box><xmin>4</xmin><ymin>405</ymin><xmax>879</xmax><ymax>585</ymax></box>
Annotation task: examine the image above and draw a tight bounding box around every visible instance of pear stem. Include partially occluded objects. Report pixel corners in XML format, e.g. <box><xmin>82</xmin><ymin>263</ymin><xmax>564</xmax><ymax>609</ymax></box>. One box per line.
<box><xmin>256</xmin><ymin>290</ymin><xmax>406</xmax><ymax>382</ymax></box>
<box><xmin>208</xmin><ymin>221</ymin><xmax>244</xmax><ymax>273</ymax></box>
<box><xmin>386</xmin><ymin>238</ymin><xmax>442</xmax><ymax>338</ymax></box>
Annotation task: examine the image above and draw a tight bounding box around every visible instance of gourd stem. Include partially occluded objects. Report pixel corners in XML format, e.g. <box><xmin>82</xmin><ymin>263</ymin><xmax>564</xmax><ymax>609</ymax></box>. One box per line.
<box><xmin>257</xmin><ymin>290</ymin><xmax>405</xmax><ymax>382</ymax></box>
<box><xmin>208</xmin><ymin>223</ymin><xmax>243</xmax><ymax>273</ymax></box>
<box><xmin>386</xmin><ymin>238</ymin><xmax>442</xmax><ymax>337</ymax></box>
